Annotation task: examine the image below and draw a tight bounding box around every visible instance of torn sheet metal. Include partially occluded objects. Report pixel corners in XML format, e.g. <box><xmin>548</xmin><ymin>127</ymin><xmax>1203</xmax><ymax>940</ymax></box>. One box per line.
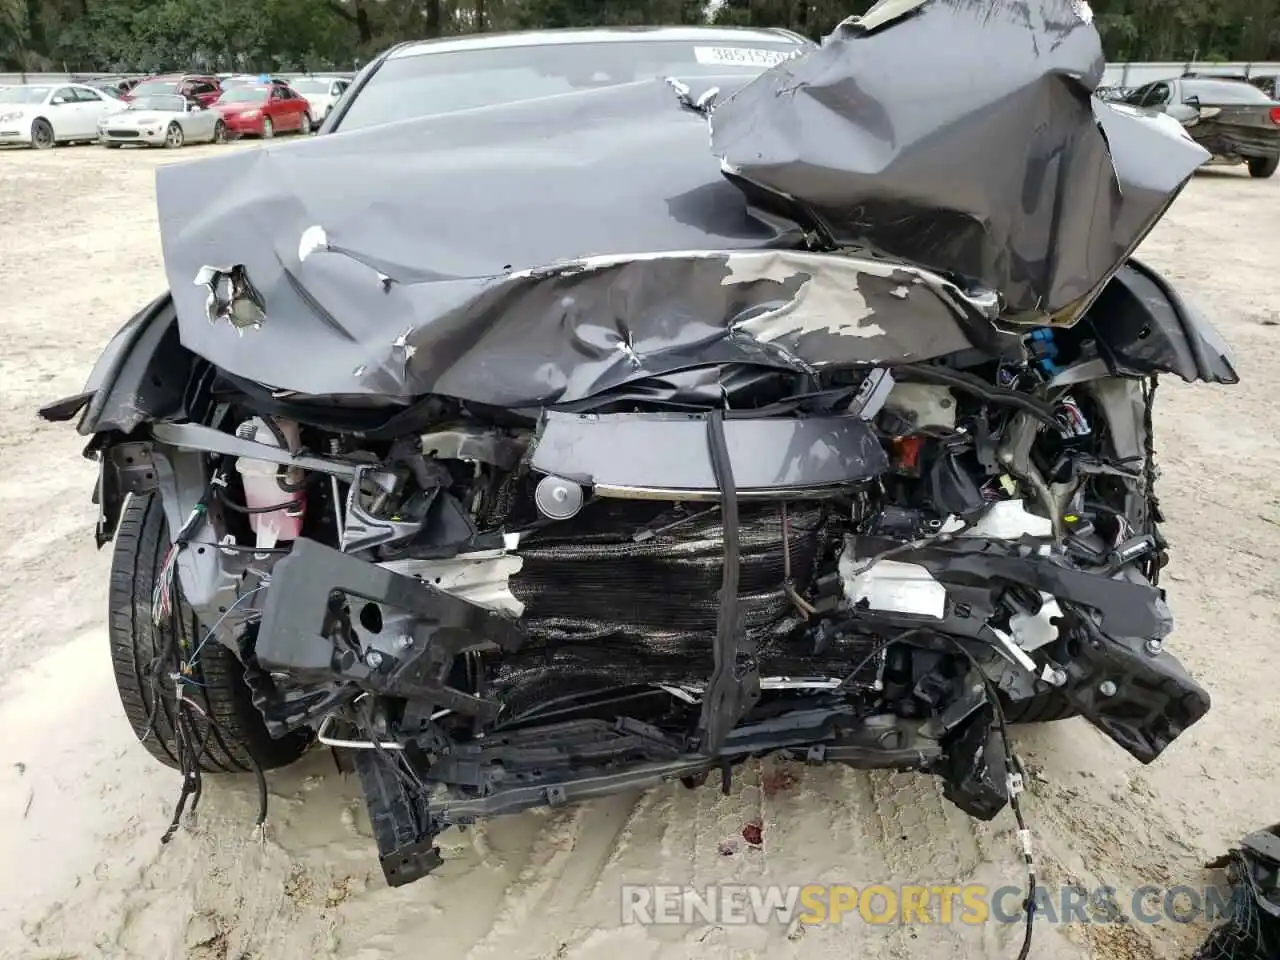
<box><xmin>709</xmin><ymin>0</ymin><xmax>1210</xmax><ymax>319</ymax></box>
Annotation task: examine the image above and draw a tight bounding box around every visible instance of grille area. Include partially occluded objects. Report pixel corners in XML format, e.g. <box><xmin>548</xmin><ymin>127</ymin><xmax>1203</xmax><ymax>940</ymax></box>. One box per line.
<box><xmin>512</xmin><ymin>500</ymin><xmax>828</xmax><ymax>649</ymax></box>
<box><xmin>491</xmin><ymin>500</ymin><xmax>844</xmax><ymax>700</ymax></box>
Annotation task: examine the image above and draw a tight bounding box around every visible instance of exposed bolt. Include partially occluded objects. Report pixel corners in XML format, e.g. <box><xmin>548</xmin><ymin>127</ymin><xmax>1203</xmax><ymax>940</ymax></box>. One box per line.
<box><xmin>1144</xmin><ymin>639</ymin><xmax>1163</xmax><ymax>655</ymax></box>
<box><xmin>1047</xmin><ymin>668</ymin><xmax>1067</xmax><ymax>688</ymax></box>
<box><xmin>396</xmin><ymin>634</ymin><xmax>413</xmax><ymax>651</ymax></box>
<box><xmin>1099</xmin><ymin>680</ymin><xmax>1117</xmax><ymax>697</ymax></box>
<box><xmin>365</xmin><ymin>650</ymin><xmax>384</xmax><ymax>669</ymax></box>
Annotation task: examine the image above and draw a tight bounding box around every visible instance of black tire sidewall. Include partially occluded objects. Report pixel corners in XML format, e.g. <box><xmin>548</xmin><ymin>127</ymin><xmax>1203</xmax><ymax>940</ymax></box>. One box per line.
<box><xmin>31</xmin><ymin>119</ymin><xmax>53</xmax><ymax>149</ymax></box>
<box><xmin>108</xmin><ymin>493</ymin><xmax>310</xmax><ymax>772</ymax></box>
<box><xmin>1249</xmin><ymin>155</ymin><xmax>1279</xmax><ymax>178</ymax></box>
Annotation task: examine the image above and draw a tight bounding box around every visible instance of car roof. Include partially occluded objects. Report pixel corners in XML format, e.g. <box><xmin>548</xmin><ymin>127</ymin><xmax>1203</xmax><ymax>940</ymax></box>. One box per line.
<box><xmin>1181</xmin><ymin>76</ymin><xmax>1271</xmax><ymax>91</ymax></box>
<box><xmin>387</xmin><ymin>25</ymin><xmax>810</xmax><ymax>60</ymax></box>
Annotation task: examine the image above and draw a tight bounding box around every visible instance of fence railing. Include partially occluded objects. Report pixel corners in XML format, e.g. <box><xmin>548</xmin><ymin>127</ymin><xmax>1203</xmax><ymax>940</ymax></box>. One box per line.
<box><xmin>6</xmin><ymin>62</ymin><xmax>1280</xmax><ymax>90</ymax></box>
<box><xmin>0</xmin><ymin>71</ymin><xmax>356</xmax><ymax>86</ymax></box>
<box><xmin>1100</xmin><ymin>62</ymin><xmax>1280</xmax><ymax>87</ymax></box>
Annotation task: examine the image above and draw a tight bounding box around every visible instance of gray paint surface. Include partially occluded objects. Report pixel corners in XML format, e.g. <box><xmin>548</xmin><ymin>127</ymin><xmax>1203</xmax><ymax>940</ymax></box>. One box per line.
<box><xmin>153</xmin><ymin>1</ymin><xmax>1208</xmax><ymax>405</ymax></box>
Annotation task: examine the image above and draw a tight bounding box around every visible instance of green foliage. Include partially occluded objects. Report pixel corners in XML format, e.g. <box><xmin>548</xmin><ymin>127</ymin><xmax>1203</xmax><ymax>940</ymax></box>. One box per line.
<box><xmin>5</xmin><ymin>0</ymin><xmax>1280</xmax><ymax>73</ymax></box>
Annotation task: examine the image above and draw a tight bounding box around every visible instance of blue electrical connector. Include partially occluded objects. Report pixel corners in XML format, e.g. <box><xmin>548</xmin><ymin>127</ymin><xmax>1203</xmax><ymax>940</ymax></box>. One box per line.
<box><xmin>1027</xmin><ymin>328</ymin><xmax>1061</xmax><ymax>377</ymax></box>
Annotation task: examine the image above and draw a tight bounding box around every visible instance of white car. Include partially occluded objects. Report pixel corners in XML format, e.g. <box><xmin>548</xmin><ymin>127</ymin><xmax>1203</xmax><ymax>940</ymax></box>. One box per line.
<box><xmin>98</xmin><ymin>94</ymin><xmax>229</xmax><ymax>148</ymax></box>
<box><xmin>287</xmin><ymin>77</ymin><xmax>351</xmax><ymax>125</ymax></box>
<box><xmin>0</xmin><ymin>82</ymin><xmax>128</xmax><ymax>148</ymax></box>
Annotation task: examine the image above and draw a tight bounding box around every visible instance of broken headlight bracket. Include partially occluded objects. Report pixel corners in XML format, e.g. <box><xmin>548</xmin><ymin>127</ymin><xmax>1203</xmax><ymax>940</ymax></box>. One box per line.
<box><xmin>254</xmin><ymin>537</ymin><xmax>526</xmax><ymax>732</ymax></box>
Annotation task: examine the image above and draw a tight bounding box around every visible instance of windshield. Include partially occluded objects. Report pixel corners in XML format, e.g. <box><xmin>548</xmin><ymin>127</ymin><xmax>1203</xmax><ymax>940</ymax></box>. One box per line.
<box><xmin>334</xmin><ymin>38</ymin><xmax>801</xmax><ymax>132</ymax></box>
<box><xmin>0</xmin><ymin>86</ymin><xmax>51</xmax><ymax>104</ymax></box>
<box><xmin>219</xmin><ymin>86</ymin><xmax>270</xmax><ymax>103</ymax></box>
<box><xmin>130</xmin><ymin>95</ymin><xmax>188</xmax><ymax>113</ymax></box>
<box><xmin>131</xmin><ymin>80</ymin><xmax>179</xmax><ymax>97</ymax></box>
<box><xmin>1183</xmin><ymin>79</ymin><xmax>1275</xmax><ymax>105</ymax></box>
<box><xmin>290</xmin><ymin>79</ymin><xmax>330</xmax><ymax>94</ymax></box>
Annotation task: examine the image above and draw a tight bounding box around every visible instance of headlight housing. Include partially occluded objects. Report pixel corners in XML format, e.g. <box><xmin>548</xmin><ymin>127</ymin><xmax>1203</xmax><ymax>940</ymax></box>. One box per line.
<box><xmin>241</xmin><ymin>110</ymin><xmax>260</xmax><ymax>119</ymax></box>
<box><xmin>0</xmin><ymin>111</ymin><xmax>24</xmax><ymax>123</ymax></box>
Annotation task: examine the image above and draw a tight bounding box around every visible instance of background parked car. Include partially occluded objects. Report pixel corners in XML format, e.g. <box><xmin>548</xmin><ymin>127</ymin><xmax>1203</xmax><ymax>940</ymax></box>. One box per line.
<box><xmin>322</xmin><ymin>26</ymin><xmax>811</xmax><ymax>134</ymax></box>
<box><xmin>221</xmin><ymin>74</ymin><xmax>291</xmax><ymax>90</ymax></box>
<box><xmin>126</xmin><ymin>74</ymin><xmax>222</xmax><ymax>107</ymax></box>
<box><xmin>1121</xmin><ymin>76</ymin><xmax>1280</xmax><ymax>178</ymax></box>
<box><xmin>213</xmin><ymin>82</ymin><xmax>312</xmax><ymax>138</ymax></box>
<box><xmin>97</xmin><ymin>93</ymin><xmax>228</xmax><ymax>148</ymax></box>
<box><xmin>1245</xmin><ymin>74</ymin><xmax>1280</xmax><ymax>101</ymax></box>
<box><xmin>287</xmin><ymin>76</ymin><xmax>350</xmax><ymax>125</ymax></box>
<box><xmin>0</xmin><ymin>83</ymin><xmax>128</xmax><ymax>149</ymax></box>
<box><xmin>83</xmin><ymin>77</ymin><xmax>138</xmax><ymax>100</ymax></box>
<box><xmin>1182</xmin><ymin>72</ymin><xmax>1280</xmax><ymax>103</ymax></box>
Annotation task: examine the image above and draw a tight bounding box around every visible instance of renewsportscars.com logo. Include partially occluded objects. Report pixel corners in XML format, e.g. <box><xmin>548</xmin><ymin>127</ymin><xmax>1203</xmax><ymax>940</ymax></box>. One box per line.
<box><xmin>620</xmin><ymin>883</ymin><xmax>1238</xmax><ymax>927</ymax></box>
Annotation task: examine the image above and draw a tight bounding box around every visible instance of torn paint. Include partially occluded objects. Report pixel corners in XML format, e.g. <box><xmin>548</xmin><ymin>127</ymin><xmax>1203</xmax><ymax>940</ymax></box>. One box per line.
<box><xmin>297</xmin><ymin>225</ymin><xmax>329</xmax><ymax>263</ymax></box>
<box><xmin>721</xmin><ymin>250</ymin><xmax>885</xmax><ymax>342</ymax></box>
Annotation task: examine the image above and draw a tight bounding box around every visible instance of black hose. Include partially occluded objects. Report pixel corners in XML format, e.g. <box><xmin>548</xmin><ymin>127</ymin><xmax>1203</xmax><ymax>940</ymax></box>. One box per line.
<box><xmin>214</xmin><ymin>487</ymin><xmax>300</xmax><ymax>515</ymax></box>
<box><xmin>260</xmin><ymin>414</ymin><xmax>298</xmax><ymax>454</ymax></box>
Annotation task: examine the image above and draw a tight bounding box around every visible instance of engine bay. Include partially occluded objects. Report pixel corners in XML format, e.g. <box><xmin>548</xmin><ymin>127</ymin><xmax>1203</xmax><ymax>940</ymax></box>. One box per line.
<box><xmin>94</xmin><ymin>332</ymin><xmax>1210</xmax><ymax>887</ymax></box>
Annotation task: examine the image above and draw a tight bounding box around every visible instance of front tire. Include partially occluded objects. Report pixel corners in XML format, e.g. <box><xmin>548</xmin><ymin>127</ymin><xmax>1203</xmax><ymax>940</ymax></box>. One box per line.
<box><xmin>30</xmin><ymin>118</ymin><xmax>54</xmax><ymax>149</ymax></box>
<box><xmin>164</xmin><ymin>122</ymin><xmax>184</xmax><ymax>149</ymax></box>
<box><xmin>1248</xmin><ymin>155</ymin><xmax>1279</xmax><ymax>179</ymax></box>
<box><xmin>213</xmin><ymin>120</ymin><xmax>227</xmax><ymax>144</ymax></box>
<box><xmin>261</xmin><ymin>117</ymin><xmax>274</xmax><ymax>139</ymax></box>
<box><xmin>108</xmin><ymin>494</ymin><xmax>311</xmax><ymax>773</ymax></box>
<box><xmin>299</xmin><ymin>112</ymin><xmax>312</xmax><ymax>135</ymax></box>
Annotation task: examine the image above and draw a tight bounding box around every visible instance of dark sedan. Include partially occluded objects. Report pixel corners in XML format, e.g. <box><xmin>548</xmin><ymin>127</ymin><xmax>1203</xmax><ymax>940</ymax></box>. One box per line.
<box><xmin>320</xmin><ymin>25</ymin><xmax>811</xmax><ymax>134</ymax></box>
<box><xmin>1121</xmin><ymin>76</ymin><xmax>1280</xmax><ymax>178</ymax></box>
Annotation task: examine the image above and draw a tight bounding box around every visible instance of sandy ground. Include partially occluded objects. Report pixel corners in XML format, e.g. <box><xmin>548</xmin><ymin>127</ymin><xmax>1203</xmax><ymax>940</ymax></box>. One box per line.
<box><xmin>0</xmin><ymin>141</ymin><xmax>1277</xmax><ymax>960</ymax></box>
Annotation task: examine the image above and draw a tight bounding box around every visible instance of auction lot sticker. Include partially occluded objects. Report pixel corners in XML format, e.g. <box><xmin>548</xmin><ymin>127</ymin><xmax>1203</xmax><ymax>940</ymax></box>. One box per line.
<box><xmin>693</xmin><ymin>47</ymin><xmax>796</xmax><ymax>68</ymax></box>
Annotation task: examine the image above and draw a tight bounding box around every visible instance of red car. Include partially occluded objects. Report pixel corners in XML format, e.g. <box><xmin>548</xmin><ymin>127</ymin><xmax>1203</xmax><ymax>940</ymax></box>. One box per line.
<box><xmin>125</xmin><ymin>74</ymin><xmax>222</xmax><ymax>107</ymax></box>
<box><xmin>213</xmin><ymin>84</ymin><xmax>313</xmax><ymax>138</ymax></box>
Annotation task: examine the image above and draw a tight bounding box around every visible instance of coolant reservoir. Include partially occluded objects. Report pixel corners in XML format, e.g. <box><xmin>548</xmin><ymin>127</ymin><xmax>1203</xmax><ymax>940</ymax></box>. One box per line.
<box><xmin>234</xmin><ymin>417</ymin><xmax>306</xmax><ymax>548</ymax></box>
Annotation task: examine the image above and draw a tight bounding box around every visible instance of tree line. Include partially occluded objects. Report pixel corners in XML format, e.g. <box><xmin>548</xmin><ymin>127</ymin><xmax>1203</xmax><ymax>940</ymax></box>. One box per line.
<box><xmin>3</xmin><ymin>0</ymin><xmax>1280</xmax><ymax>74</ymax></box>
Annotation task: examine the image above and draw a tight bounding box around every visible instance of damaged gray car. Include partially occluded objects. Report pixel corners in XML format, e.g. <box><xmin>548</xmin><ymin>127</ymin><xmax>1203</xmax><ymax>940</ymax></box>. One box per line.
<box><xmin>42</xmin><ymin>0</ymin><xmax>1234</xmax><ymax>897</ymax></box>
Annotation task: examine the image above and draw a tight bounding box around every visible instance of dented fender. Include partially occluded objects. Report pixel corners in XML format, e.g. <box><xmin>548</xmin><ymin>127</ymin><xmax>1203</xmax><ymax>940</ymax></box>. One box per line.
<box><xmin>38</xmin><ymin>292</ymin><xmax>194</xmax><ymax>436</ymax></box>
<box><xmin>1086</xmin><ymin>258</ymin><xmax>1239</xmax><ymax>385</ymax></box>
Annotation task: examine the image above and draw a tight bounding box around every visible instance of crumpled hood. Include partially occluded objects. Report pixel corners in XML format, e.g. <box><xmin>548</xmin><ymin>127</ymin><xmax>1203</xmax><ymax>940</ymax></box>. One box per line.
<box><xmin>709</xmin><ymin>0</ymin><xmax>1208</xmax><ymax>319</ymax></box>
<box><xmin>153</xmin><ymin>0</ymin><xmax>1209</xmax><ymax>406</ymax></box>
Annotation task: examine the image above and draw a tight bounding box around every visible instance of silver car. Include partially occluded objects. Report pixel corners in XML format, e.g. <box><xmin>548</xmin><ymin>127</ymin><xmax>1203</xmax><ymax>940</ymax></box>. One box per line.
<box><xmin>97</xmin><ymin>94</ymin><xmax>228</xmax><ymax>148</ymax></box>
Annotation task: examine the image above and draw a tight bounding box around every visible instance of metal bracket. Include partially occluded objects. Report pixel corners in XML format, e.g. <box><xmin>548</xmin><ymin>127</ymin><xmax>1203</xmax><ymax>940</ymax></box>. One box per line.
<box><xmin>110</xmin><ymin>442</ymin><xmax>159</xmax><ymax>494</ymax></box>
<box><xmin>341</xmin><ymin>464</ymin><xmax>424</xmax><ymax>553</ymax></box>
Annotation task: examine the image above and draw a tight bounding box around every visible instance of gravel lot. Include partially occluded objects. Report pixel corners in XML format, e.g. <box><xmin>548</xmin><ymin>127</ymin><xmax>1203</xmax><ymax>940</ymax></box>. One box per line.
<box><xmin>0</xmin><ymin>143</ymin><xmax>1277</xmax><ymax>960</ymax></box>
